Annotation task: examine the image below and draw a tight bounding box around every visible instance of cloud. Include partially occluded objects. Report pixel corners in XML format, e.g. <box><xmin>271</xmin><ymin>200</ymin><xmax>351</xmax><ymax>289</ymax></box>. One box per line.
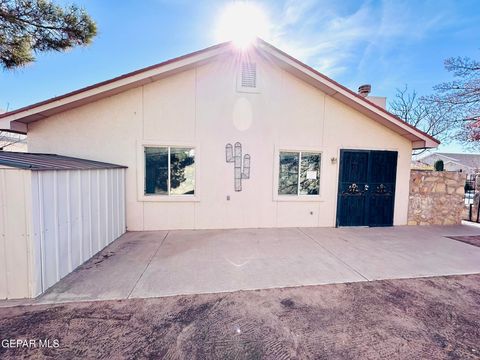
<box><xmin>268</xmin><ymin>0</ymin><xmax>454</xmax><ymax>79</ymax></box>
<box><xmin>279</xmin><ymin>0</ymin><xmax>318</xmax><ymax>27</ymax></box>
<box><xmin>269</xmin><ymin>1</ymin><xmax>375</xmax><ymax>76</ymax></box>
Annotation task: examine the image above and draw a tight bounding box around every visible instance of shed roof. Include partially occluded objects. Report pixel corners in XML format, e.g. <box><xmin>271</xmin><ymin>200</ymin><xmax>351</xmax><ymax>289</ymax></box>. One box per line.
<box><xmin>0</xmin><ymin>151</ymin><xmax>127</xmax><ymax>171</ymax></box>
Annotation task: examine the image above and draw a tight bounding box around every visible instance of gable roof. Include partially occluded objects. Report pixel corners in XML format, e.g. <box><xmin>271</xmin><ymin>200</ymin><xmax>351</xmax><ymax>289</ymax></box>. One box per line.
<box><xmin>420</xmin><ymin>152</ymin><xmax>480</xmax><ymax>169</ymax></box>
<box><xmin>0</xmin><ymin>38</ymin><xmax>439</xmax><ymax>149</ymax></box>
<box><xmin>0</xmin><ymin>151</ymin><xmax>127</xmax><ymax>171</ymax></box>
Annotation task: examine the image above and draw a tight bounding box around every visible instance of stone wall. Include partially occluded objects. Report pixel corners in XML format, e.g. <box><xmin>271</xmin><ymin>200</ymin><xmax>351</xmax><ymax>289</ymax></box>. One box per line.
<box><xmin>408</xmin><ymin>170</ymin><xmax>466</xmax><ymax>225</ymax></box>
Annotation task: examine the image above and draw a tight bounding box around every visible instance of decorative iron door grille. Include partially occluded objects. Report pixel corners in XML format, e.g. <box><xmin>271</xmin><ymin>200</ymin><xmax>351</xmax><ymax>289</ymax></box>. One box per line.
<box><xmin>336</xmin><ymin>150</ymin><xmax>398</xmax><ymax>227</ymax></box>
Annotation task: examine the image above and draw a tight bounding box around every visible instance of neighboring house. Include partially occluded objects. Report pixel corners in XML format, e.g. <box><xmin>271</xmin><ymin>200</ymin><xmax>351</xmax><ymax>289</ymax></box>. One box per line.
<box><xmin>0</xmin><ymin>132</ymin><xmax>27</xmax><ymax>152</ymax></box>
<box><xmin>418</xmin><ymin>152</ymin><xmax>480</xmax><ymax>177</ymax></box>
<box><xmin>0</xmin><ymin>38</ymin><xmax>439</xmax><ymax>231</ymax></box>
<box><xmin>411</xmin><ymin>159</ymin><xmax>433</xmax><ymax>170</ymax></box>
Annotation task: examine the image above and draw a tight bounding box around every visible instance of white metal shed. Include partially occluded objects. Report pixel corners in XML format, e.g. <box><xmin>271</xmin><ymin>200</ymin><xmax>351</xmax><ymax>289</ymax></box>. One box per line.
<box><xmin>0</xmin><ymin>152</ymin><xmax>127</xmax><ymax>299</ymax></box>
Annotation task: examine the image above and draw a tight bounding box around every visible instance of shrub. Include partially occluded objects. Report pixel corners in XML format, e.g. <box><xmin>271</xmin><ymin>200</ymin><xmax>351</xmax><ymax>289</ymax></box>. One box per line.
<box><xmin>434</xmin><ymin>159</ymin><xmax>444</xmax><ymax>171</ymax></box>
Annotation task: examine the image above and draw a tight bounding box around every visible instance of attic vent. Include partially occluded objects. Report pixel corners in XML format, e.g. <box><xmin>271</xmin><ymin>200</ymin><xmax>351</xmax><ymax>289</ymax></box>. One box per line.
<box><xmin>241</xmin><ymin>62</ymin><xmax>257</xmax><ymax>88</ymax></box>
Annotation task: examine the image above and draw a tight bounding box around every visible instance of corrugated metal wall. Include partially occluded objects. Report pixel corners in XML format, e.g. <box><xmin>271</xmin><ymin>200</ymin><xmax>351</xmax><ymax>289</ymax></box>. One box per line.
<box><xmin>31</xmin><ymin>168</ymin><xmax>126</xmax><ymax>296</ymax></box>
<box><xmin>0</xmin><ymin>168</ymin><xmax>34</xmax><ymax>299</ymax></box>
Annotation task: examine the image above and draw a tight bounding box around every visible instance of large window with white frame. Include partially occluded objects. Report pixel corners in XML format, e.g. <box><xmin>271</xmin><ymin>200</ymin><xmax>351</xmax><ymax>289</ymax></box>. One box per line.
<box><xmin>144</xmin><ymin>146</ymin><xmax>195</xmax><ymax>196</ymax></box>
<box><xmin>278</xmin><ymin>151</ymin><xmax>321</xmax><ymax>195</ymax></box>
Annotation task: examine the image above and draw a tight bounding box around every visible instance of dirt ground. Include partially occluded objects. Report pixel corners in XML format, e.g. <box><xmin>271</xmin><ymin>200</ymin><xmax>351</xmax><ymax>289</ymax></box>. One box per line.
<box><xmin>1</xmin><ymin>274</ymin><xmax>479</xmax><ymax>360</ymax></box>
<box><xmin>448</xmin><ymin>235</ymin><xmax>480</xmax><ymax>248</ymax></box>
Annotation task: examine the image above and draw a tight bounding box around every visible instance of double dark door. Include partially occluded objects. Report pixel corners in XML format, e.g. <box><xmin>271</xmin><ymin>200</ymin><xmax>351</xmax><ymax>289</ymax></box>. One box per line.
<box><xmin>336</xmin><ymin>150</ymin><xmax>398</xmax><ymax>227</ymax></box>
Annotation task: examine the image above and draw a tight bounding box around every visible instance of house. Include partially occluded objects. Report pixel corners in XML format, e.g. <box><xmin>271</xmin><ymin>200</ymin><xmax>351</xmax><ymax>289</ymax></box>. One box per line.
<box><xmin>417</xmin><ymin>152</ymin><xmax>480</xmax><ymax>177</ymax></box>
<box><xmin>0</xmin><ymin>38</ymin><xmax>439</xmax><ymax>231</ymax></box>
<box><xmin>411</xmin><ymin>159</ymin><xmax>433</xmax><ymax>170</ymax></box>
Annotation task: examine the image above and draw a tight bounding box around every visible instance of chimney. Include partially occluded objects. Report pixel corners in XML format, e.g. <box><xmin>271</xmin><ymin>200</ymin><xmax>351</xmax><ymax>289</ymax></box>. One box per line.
<box><xmin>358</xmin><ymin>84</ymin><xmax>371</xmax><ymax>97</ymax></box>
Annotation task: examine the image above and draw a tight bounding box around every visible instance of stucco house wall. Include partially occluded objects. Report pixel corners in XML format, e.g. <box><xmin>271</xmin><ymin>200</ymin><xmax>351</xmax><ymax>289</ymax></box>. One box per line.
<box><xmin>27</xmin><ymin>51</ymin><xmax>413</xmax><ymax>230</ymax></box>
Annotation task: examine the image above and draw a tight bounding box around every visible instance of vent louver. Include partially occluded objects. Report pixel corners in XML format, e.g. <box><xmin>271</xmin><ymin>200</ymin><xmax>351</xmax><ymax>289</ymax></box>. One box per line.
<box><xmin>241</xmin><ymin>62</ymin><xmax>257</xmax><ymax>88</ymax></box>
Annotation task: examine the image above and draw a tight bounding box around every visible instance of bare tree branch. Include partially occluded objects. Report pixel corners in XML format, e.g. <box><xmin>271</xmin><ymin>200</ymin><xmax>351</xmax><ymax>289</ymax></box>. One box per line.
<box><xmin>390</xmin><ymin>54</ymin><xmax>480</xmax><ymax>151</ymax></box>
<box><xmin>423</xmin><ymin>56</ymin><xmax>480</xmax><ymax>149</ymax></box>
<box><xmin>388</xmin><ymin>85</ymin><xmax>455</xmax><ymax>148</ymax></box>
<box><xmin>0</xmin><ymin>130</ymin><xmax>26</xmax><ymax>149</ymax></box>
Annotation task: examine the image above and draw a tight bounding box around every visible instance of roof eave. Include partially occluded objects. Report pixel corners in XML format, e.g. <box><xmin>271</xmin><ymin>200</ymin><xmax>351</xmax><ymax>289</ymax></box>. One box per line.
<box><xmin>255</xmin><ymin>39</ymin><xmax>440</xmax><ymax>150</ymax></box>
<box><xmin>0</xmin><ymin>41</ymin><xmax>233</xmax><ymax>132</ymax></box>
<box><xmin>414</xmin><ymin>138</ymin><xmax>440</xmax><ymax>150</ymax></box>
<box><xmin>0</xmin><ymin>38</ymin><xmax>440</xmax><ymax>150</ymax></box>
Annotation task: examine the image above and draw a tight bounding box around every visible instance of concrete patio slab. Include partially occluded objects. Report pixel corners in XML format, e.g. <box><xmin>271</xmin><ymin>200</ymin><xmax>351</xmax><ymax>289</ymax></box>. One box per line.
<box><xmin>129</xmin><ymin>228</ymin><xmax>365</xmax><ymax>298</ymax></box>
<box><xmin>35</xmin><ymin>225</ymin><xmax>480</xmax><ymax>304</ymax></box>
<box><xmin>301</xmin><ymin>225</ymin><xmax>480</xmax><ymax>281</ymax></box>
<box><xmin>39</xmin><ymin>231</ymin><xmax>168</xmax><ymax>303</ymax></box>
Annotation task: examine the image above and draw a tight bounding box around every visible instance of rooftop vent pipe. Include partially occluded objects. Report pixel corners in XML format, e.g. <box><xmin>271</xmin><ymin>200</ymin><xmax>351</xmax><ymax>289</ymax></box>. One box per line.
<box><xmin>358</xmin><ymin>84</ymin><xmax>371</xmax><ymax>97</ymax></box>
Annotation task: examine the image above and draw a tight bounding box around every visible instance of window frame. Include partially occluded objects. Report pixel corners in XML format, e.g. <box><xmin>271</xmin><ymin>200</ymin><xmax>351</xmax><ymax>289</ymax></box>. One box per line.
<box><xmin>137</xmin><ymin>141</ymin><xmax>199</xmax><ymax>202</ymax></box>
<box><xmin>273</xmin><ymin>146</ymin><xmax>324</xmax><ymax>202</ymax></box>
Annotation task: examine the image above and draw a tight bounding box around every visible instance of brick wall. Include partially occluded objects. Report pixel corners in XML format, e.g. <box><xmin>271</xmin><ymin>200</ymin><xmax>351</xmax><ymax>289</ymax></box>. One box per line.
<box><xmin>408</xmin><ymin>170</ymin><xmax>466</xmax><ymax>225</ymax></box>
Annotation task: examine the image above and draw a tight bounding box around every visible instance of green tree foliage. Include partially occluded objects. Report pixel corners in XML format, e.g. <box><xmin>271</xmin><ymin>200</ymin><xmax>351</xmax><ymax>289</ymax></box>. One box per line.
<box><xmin>0</xmin><ymin>0</ymin><xmax>96</xmax><ymax>69</ymax></box>
<box><xmin>434</xmin><ymin>159</ymin><xmax>444</xmax><ymax>171</ymax></box>
<box><xmin>170</xmin><ymin>150</ymin><xmax>194</xmax><ymax>191</ymax></box>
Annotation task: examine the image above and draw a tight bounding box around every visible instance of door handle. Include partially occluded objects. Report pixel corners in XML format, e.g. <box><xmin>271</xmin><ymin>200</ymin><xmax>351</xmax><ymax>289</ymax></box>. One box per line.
<box><xmin>364</xmin><ymin>184</ymin><xmax>369</xmax><ymax>191</ymax></box>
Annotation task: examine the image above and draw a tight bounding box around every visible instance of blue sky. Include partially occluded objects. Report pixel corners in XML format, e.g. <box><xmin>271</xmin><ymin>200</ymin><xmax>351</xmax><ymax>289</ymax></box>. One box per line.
<box><xmin>1</xmin><ymin>0</ymin><xmax>479</xmax><ymax>151</ymax></box>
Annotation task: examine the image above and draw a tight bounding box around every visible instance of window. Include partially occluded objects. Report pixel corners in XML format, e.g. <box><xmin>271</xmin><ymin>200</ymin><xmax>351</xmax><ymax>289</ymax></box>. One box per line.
<box><xmin>145</xmin><ymin>147</ymin><xmax>195</xmax><ymax>196</ymax></box>
<box><xmin>278</xmin><ymin>151</ymin><xmax>321</xmax><ymax>195</ymax></box>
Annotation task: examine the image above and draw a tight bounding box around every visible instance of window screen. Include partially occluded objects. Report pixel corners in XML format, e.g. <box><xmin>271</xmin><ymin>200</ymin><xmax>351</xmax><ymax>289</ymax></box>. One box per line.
<box><xmin>145</xmin><ymin>147</ymin><xmax>195</xmax><ymax>195</ymax></box>
<box><xmin>278</xmin><ymin>151</ymin><xmax>321</xmax><ymax>195</ymax></box>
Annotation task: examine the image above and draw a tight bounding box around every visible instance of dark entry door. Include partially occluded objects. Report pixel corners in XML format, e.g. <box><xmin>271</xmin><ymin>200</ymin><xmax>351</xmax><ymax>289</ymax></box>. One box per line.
<box><xmin>336</xmin><ymin>150</ymin><xmax>398</xmax><ymax>227</ymax></box>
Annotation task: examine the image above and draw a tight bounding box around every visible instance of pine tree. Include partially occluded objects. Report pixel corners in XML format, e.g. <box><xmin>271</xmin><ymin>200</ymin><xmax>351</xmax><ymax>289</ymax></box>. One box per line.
<box><xmin>0</xmin><ymin>0</ymin><xmax>97</xmax><ymax>69</ymax></box>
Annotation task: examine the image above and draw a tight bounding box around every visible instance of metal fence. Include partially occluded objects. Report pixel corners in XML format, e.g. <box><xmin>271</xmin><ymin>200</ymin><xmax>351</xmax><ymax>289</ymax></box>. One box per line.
<box><xmin>465</xmin><ymin>179</ymin><xmax>475</xmax><ymax>203</ymax></box>
<box><xmin>464</xmin><ymin>177</ymin><xmax>479</xmax><ymax>222</ymax></box>
<box><xmin>468</xmin><ymin>201</ymin><xmax>480</xmax><ymax>223</ymax></box>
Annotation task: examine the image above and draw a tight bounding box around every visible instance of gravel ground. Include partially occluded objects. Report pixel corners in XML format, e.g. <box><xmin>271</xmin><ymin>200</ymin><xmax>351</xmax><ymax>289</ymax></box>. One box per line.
<box><xmin>1</xmin><ymin>274</ymin><xmax>479</xmax><ymax>360</ymax></box>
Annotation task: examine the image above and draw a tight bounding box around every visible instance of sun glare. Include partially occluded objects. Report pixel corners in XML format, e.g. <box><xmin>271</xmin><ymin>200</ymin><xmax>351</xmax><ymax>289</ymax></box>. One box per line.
<box><xmin>215</xmin><ymin>2</ymin><xmax>270</xmax><ymax>49</ymax></box>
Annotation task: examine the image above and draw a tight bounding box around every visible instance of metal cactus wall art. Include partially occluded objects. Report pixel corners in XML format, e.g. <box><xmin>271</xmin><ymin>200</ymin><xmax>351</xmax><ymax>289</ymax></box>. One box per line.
<box><xmin>226</xmin><ymin>142</ymin><xmax>250</xmax><ymax>191</ymax></box>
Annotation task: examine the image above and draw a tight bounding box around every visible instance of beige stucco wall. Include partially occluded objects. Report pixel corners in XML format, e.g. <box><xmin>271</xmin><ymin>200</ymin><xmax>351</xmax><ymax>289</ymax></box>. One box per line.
<box><xmin>27</xmin><ymin>50</ymin><xmax>413</xmax><ymax>230</ymax></box>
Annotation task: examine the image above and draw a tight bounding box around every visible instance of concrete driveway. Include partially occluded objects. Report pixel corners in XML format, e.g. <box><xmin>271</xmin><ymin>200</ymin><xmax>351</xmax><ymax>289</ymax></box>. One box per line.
<box><xmin>38</xmin><ymin>225</ymin><xmax>480</xmax><ymax>303</ymax></box>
